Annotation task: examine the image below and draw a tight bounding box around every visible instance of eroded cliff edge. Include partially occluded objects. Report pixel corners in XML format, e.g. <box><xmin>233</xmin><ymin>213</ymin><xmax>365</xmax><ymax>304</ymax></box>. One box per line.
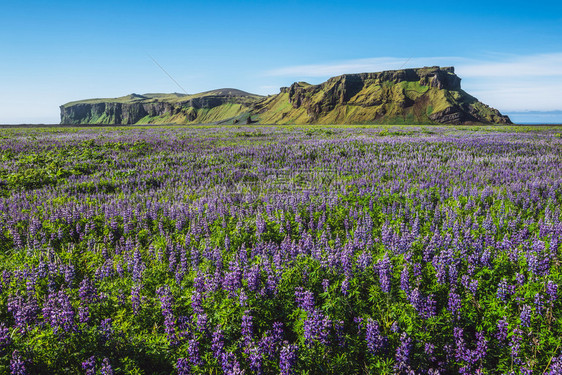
<box><xmin>60</xmin><ymin>67</ymin><xmax>511</xmax><ymax>125</ymax></box>
<box><xmin>60</xmin><ymin>90</ymin><xmax>262</xmax><ymax>125</ymax></box>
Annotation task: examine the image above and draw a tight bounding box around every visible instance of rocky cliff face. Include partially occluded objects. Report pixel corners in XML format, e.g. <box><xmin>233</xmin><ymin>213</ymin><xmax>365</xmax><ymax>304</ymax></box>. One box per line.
<box><xmin>255</xmin><ymin>66</ymin><xmax>511</xmax><ymax>125</ymax></box>
<box><xmin>60</xmin><ymin>67</ymin><xmax>511</xmax><ymax>125</ymax></box>
<box><xmin>60</xmin><ymin>90</ymin><xmax>262</xmax><ymax>125</ymax></box>
<box><xmin>60</xmin><ymin>101</ymin><xmax>181</xmax><ymax>125</ymax></box>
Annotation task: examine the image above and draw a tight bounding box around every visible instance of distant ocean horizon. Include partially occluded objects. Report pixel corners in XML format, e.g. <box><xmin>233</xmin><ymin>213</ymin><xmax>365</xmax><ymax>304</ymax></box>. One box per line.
<box><xmin>505</xmin><ymin>111</ymin><xmax>562</xmax><ymax>125</ymax></box>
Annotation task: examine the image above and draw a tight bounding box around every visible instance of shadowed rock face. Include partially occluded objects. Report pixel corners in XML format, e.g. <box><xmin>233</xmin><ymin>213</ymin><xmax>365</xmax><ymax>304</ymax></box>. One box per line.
<box><xmin>60</xmin><ymin>90</ymin><xmax>262</xmax><ymax>125</ymax></box>
<box><xmin>60</xmin><ymin>102</ymin><xmax>181</xmax><ymax>125</ymax></box>
<box><xmin>60</xmin><ymin>67</ymin><xmax>511</xmax><ymax>125</ymax></box>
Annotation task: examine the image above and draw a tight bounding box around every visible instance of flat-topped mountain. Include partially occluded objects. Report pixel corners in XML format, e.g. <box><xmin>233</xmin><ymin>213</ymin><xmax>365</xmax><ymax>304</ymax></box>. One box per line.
<box><xmin>60</xmin><ymin>89</ymin><xmax>262</xmax><ymax>125</ymax></box>
<box><xmin>60</xmin><ymin>67</ymin><xmax>511</xmax><ymax>125</ymax></box>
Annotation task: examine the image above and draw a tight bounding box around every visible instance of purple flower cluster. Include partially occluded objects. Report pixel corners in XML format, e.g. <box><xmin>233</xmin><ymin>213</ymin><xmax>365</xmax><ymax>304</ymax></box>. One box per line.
<box><xmin>10</xmin><ymin>350</ymin><xmax>27</xmax><ymax>375</ymax></box>
<box><xmin>100</xmin><ymin>357</ymin><xmax>114</xmax><ymax>375</ymax></box>
<box><xmin>365</xmin><ymin>319</ymin><xmax>385</xmax><ymax>354</ymax></box>
<box><xmin>157</xmin><ymin>286</ymin><xmax>177</xmax><ymax>344</ymax></box>
<box><xmin>376</xmin><ymin>253</ymin><xmax>393</xmax><ymax>293</ymax></box>
<box><xmin>176</xmin><ymin>357</ymin><xmax>190</xmax><ymax>375</ymax></box>
<box><xmin>42</xmin><ymin>289</ymin><xmax>76</xmax><ymax>334</ymax></box>
<box><xmin>82</xmin><ymin>356</ymin><xmax>96</xmax><ymax>375</ymax></box>
<box><xmin>279</xmin><ymin>343</ymin><xmax>298</xmax><ymax>375</ymax></box>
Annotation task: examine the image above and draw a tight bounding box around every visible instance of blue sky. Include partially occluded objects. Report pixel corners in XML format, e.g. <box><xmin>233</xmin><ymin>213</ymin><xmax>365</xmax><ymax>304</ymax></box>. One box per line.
<box><xmin>1</xmin><ymin>0</ymin><xmax>561</xmax><ymax>123</ymax></box>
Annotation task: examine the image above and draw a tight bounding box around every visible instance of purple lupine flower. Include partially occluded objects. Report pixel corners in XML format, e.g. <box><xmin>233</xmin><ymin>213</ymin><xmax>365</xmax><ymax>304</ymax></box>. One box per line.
<box><xmin>191</xmin><ymin>291</ymin><xmax>204</xmax><ymax>315</ymax></box>
<box><xmin>163</xmin><ymin>315</ymin><xmax>177</xmax><ymax>345</ymax></box>
<box><xmin>0</xmin><ymin>323</ymin><xmax>12</xmax><ymax>349</ymax></box>
<box><xmin>279</xmin><ymin>343</ymin><xmax>297</xmax><ymax>375</ymax></box>
<box><xmin>453</xmin><ymin>327</ymin><xmax>470</xmax><ymax>362</ymax></box>
<box><xmin>241</xmin><ymin>310</ymin><xmax>254</xmax><ymax>344</ymax></box>
<box><xmin>220</xmin><ymin>351</ymin><xmax>242</xmax><ymax>375</ymax></box>
<box><xmin>400</xmin><ymin>266</ymin><xmax>410</xmax><ymax>294</ymax></box>
<box><xmin>377</xmin><ymin>253</ymin><xmax>393</xmax><ymax>293</ymax></box>
<box><xmin>224</xmin><ymin>260</ymin><xmax>242</xmax><ymax>296</ymax></box>
<box><xmin>340</xmin><ymin>278</ymin><xmax>349</xmax><ymax>296</ymax></box>
<box><xmin>259</xmin><ymin>322</ymin><xmax>284</xmax><ymax>361</ymax></box>
<box><xmin>265</xmin><ymin>267</ymin><xmax>280</xmax><ymax>296</ymax></box>
<box><xmin>63</xmin><ymin>264</ymin><xmax>75</xmax><ymax>286</ymax></box>
<box><xmin>258</xmin><ymin>333</ymin><xmax>277</xmax><ymax>361</ymax></box>
<box><xmin>239</xmin><ymin>290</ymin><xmax>248</xmax><ymax>306</ymax></box>
<box><xmin>187</xmin><ymin>338</ymin><xmax>202</xmax><ymax>367</ymax></box>
<box><xmin>356</xmin><ymin>251</ymin><xmax>372</xmax><ymax>272</ymax></box>
<box><xmin>424</xmin><ymin>342</ymin><xmax>435</xmax><ymax>357</ymax></box>
<box><xmin>469</xmin><ymin>279</ymin><xmax>479</xmax><ymax>297</ymax></box>
<box><xmin>131</xmin><ymin>284</ymin><xmax>141</xmax><ymax>314</ymax></box>
<box><xmin>448</xmin><ymin>289</ymin><xmax>461</xmax><ymax>319</ymax></box>
<box><xmin>474</xmin><ymin>330</ymin><xmax>488</xmax><ymax>362</ymax></box>
<box><xmin>78</xmin><ymin>306</ymin><xmax>90</xmax><ymax>324</ymax></box>
<box><xmin>195</xmin><ymin>313</ymin><xmax>208</xmax><ymax>333</ymax></box>
<box><xmin>321</xmin><ymin>279</ymin><xmax>330</xmax><ymax>293</ymax></box>
<box><xmin>10</xmin><ymin>350</ymin><xmax>26</xmax><ymax>375</ymax></box>
<box><xmin>100</xmin><ymin>357</ymin><xmax>113</xmax><ymax>375</ymax></box>
<box><xmin>395</xmin><ymin>333</ymin><xmax>413</xmax><ymax>374</ymax></box>
<box><xmin>496</xmin><ymin>319</ymin><xmax>508</xmax><ymax>343</ymax></box>
<box><xmin>272</xmin><ymin>322</ymin><xmax>284</xmax><ymax>343</ymax></box>
<box><xmin>247</xmin><ymin>345</ymin><xmax>263</xmax><ymax>374</ymax></box>
<box><xmin>82</xmin><ymin>356</ymin><xmax>96</xmax><ymax>375</ymax></box>
<box><xmin>365</xmin><ymin>319</ymin><xmax>384</xmax><ymax>354</ymax></box>
<box><xmin>303</xmin><ymin>310</ymin><xmax>330</xmax><ymax>346</ymax></box>
<box><xmin>132</xmin><ymin>249</ymin><xmax>145</xmax><ymax>283</ymax></box>
<box><xmin>520</xmin><ymin>305</ymin><xmax>532</xmax><ymax>328</ymax></box>
<box><xmin>245</xmin><ymin>264</ymin><xmax>261</xmax><ymax>292</ymax></box>
<box><xmin>480</xmin><ymin>249</ymin><xmax>491</xmax><ymax>269</ymax></box>
<box><xmin>408</xmin><ymin>287</ymin><xmax>421</xmax><ymax>312</ymax></box>
<box><xmin>211</xmin><ymin>327</ymin><xmax>225</xmax><ymax>358</ymax></box>
<box><xmin>422</xmin><ymin>294</ymin><xmax>437</xmax><ymax>318</ymax></box>
<box><xmin>78</xmin><ymin>278</ymin><xmax>98</xmax><ymax>304</ymax></box>
<box><xmin>157</xmin><ymin>286</ymin><xmax>176</xmax><ymax>344</ymax></box>
<box><xmin>412</xmin><ymin>263</ymin><xmax>422</xmax><ymax>285</ymax></box>
<box><xmin>534</xmin><ymin>293</ymin><xmax>544</xmax><ymax>316</ymax></box>
<box><xmin>100</xmin><ymin>318</ymin><xmax>113</xmax><ymax>341</ymax></box>
<box><xmin>497</xmin><ymin>278</ymin><xmax>510</xmax><ymax>302</ymax></box>
<box><xmin>546</xmin><ymin>281</ymin><xmax>558</xmax><ymax>304</ymax></box>
<box><xmin>42</xmin><ymin>289</ymin><xmax>76</xmax><ymax>334</ymax></box>
<box><xmin>510</xmin><ymin>328</ymin><xmax>523</xmax><ymax>365</ymax></box>
<box><xmin>295</xmin><ymin>288</ymin><xmax>315</xmax><ymax>312</ymax></box>
<box><xmin>461</xmin><ymin>274</ymin><xmax>471</xmax><ymax>290</ymax></box>
<box><xmin>528</xmin><ymin>239</ymin><xmax>551</xmax><ymax>276</ymax></box>
<box><xmin>176</xmin><ymin>357</ymin><xmax>190</xmax><ymax>375</ymax></box>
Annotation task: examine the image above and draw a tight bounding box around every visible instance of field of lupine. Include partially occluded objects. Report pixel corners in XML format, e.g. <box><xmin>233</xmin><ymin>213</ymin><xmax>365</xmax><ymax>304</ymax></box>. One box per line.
<box><xmin>1</xmin><ymin>125</ymin><xmax>562</xmax><ymax>374</ymax></box>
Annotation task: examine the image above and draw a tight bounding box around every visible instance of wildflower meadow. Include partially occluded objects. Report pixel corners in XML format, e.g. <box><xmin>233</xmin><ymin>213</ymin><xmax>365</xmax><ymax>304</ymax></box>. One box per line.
<box><xmin>1</xmin><ymin>125</ymin><xmax>561</xmax><ymax>374</ymax></box>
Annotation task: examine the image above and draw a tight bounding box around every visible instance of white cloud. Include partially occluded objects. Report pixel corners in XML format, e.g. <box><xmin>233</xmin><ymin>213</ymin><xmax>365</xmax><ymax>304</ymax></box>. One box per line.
<box><xmin>265</xmin><ymin>56</ymin><xmax>466</xmax><ymax>77</ymax></box>
<box><xmin>456</xmin><ymin>53</ymin><xmax>562</xmax><ymax>78</ymax></box>
<box><xmin>265</xmin><ymin>53</ymin><xmax>562</xmax><ymax>112</ymax></box>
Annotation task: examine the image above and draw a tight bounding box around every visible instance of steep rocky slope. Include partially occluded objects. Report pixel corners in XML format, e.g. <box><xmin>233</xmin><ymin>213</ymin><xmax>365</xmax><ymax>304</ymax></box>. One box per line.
<box><xmin>252</xmin><ymin>67</ymin><xmax>511</xmax><ymax>125</ymax></box>
<box><xmin>60</xmin><ymin>67</ymin><xmax>511</xmax><ymax>125</ymax></box>
<box><xmin>60</xmin><ymin>90</ymin><xmax>262</xmax><ymax>125</ymax></box>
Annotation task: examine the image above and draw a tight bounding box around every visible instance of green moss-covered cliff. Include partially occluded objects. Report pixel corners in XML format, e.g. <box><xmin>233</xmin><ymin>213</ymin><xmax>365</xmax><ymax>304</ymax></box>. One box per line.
<box><xmin>60</xmin><ymin>67</ymin><xmax>511</xmax><ymax>125</ymax></box>
<box><xmin>60</xmin><ymin>90</ymin><xmax>262</xmax><ymax>125</ymax></box>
